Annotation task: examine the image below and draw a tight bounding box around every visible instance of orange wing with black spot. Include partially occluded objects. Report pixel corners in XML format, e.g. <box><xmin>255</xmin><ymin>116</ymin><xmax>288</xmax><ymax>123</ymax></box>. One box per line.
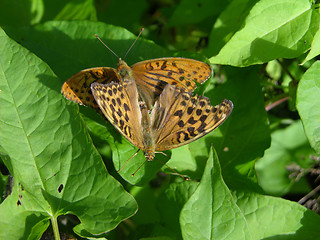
<box><xmin>90</xmin><ymin>81</ymin><xmax>145</xmax><ymax>149</ymax></box>
<box><xmin>131</xmin><ymin>57</ymin><xmax>212</xmax><ymax>101</ymax></box>
<box><xmin>151</xmin><ymin>84</ymin><xmax>233</xmax><ymax>151</ymax></box>
<box><xmin>61</xmin><ymin>67</ymin><xmax>120</xmax><ymax>110</ymax></box>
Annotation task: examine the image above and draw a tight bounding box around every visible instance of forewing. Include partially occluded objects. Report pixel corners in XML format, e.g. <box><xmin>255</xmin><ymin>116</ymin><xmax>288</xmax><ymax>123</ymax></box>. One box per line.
<box><xmin>61</xmin><ymin>67</ymin><xmax>120</xmax><ymax>110</ymax></box>
<box><xmin>152</xmin><ymin>85</ymin><xmax>233</xmax><ymax>151</ymax></box>
<box><xmin>131</xmin><ymin>57</ymin><xmax>212</xmax><ymax>100</ymax></box>
<box><xmin>91</xmin><ymin>81</ymin><xmax>144</xmax><ymax>149</ymax></box>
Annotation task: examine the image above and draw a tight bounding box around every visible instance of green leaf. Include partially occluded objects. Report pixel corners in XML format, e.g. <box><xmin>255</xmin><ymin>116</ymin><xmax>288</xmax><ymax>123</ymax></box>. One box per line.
<box><xmin>180</xmin><ymin>147</ymin><xmax>320</xmax><ymax>240</ymax></box>
<box><xmin>255</xmin><ymin>121</ymin><xmax>314</xmax><ymax>196</ymax></box>
<box><xmin>301</xmin><ymin>28</ymin><xmax>320</xmax><ymax>64</ymax></box>
<box><xmin>96</xmin><ymin>0</ymin><xmax>147</xmax><ymax>32</ymax></box>
<box><xmin>206</xmin><ymin>0</ymin><xmax>259</xmax><ymax>56</ymax></box>
<box><xmin>235</xmin><ymin>191</ymin><xmax>320</xmax><ymax>240</ymax></box>
<box><xmin>0</xmin><ymin>27</ymin><xmax>137</xmax><ymax>239</ymax></box>
<box><xmin>168</xmin><ymin>0</ymin><xmax>231</xmax><ymax>27</ymax></box>
<box><xmin>180</xmin><ymin>148</ymin><xmax>251</xmax><ymax>240</ymax></box>
<box><xmin>0</xmin><ymin>0</ymin><xmax>44</xmax><ymax>26</ymax></box>
<box><xmin>296</xmin><ymin>60</ymin><xmax>320</xmax><ymax>153</ymax></box>
<box><xmin>47</xmin><ymin>0</ymin><xmax>97</xmax><ymax>21</ymax></box>
<box><xmin>210</xmin><ymin>0</ymin><xmax>320</xmax><ymax>66</ymax></box>
<box><xmin>158</xmin><ymin>181</ymin><xmax>199</xmax><ymax>240</ymax></box>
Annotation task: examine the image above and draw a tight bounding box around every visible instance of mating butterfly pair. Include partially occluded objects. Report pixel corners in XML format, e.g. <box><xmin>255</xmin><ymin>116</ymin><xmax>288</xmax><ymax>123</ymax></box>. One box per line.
<box><xmin>62</xmin><ymin>56</ymin><xmax>233</xmax><ymax>163</ymax></box>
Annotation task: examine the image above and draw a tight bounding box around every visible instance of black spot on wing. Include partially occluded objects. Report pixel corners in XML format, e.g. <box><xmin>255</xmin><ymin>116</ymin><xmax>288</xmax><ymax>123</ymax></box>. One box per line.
<box><xmin>187</xmin><ymin>107</ymin><xmax>194</xmax><ymax>115</ymax></box>
<box><xmin>110</xmin><ymin>104</ymin><xmax>115</xmax><ymax>113</ymax></box>
<box><xmin>174</xmin><ymin>110</ymin><xmax>183</xmax><ymax>118</ymax></box>
<box><xmin>116</xmin><ymin>97</ymin><xmax>121</xmax><ymax>106</ymax></box>
<box><xmin>199</xmin><ymin>100</ymin><xmax>206</xmax><ymax>107</ymax></box>
<box><xmin>187</xmin><ymin>127</ymin><xmax>196</xmax><ymax>137</ymax></box>
<box><xmin>161</xmin><ymin>60</ymin><xmax>168</xmax><ymax>70</ymax></box>
<box><xmin>119</xmin><ymin>119</ymin><xmax>124</xmax><ymax>130</ymax></box>
<box><xmin>124</xmin><ymin>103</ymin><xmax>130</xmax><ymax>112</ymax></box>
<box><xmin>188</xmin><ymin>117</ymin><xmax>197</xmax><ymax>124</ymax></box>
<box><xmin>200</xmin><ymin>115</ymin><xmax>207</xmax><ymax>122</ymax></box>
<box><xmin>124</xmin><ymin>113</ymin><xmax>129</xmax><ymax>122</ymax></box>
<box><xmin>178</xmin><ymin>120</ymin><xmax>184</xmax><ymax>127</ymax></box>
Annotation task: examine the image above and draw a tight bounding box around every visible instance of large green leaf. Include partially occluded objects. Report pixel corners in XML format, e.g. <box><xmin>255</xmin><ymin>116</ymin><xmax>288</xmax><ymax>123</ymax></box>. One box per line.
<box><xmin>180</xmin><ymin>148</ymin><xmax>320</xmax><ymax>240</ymax></box>
<box><xmin>180</xmin><ymin>149</ymin><xmax>250</xmax><ymax>240</ymax></box>
<box><xmin>297</xmin><ymin>60</ymin><xmax>320</xmax><ymax>153</ymax></box>
<box><xmin>0</xmin><ymin>27</ymin><xmax>137</xmax><ymax>239</ymax></box>
<box><xmin>209</xmin><ymin>0</ymin><xmax>319</xmax><ymax>66</ymax></box>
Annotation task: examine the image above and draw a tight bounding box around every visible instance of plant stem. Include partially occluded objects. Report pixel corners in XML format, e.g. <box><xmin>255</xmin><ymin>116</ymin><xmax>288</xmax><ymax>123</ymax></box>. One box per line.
<box><xmin>51</xmin><ymin>216</ymin><xmax>61</xmax><ymax>240</ymax></box>
<box><xmin>265</xmin><ymin>96</ymin><xmax>289</xmax><ymax>111</ymax></box>
<box><xmin>276</xmin><ymin>59</ymin><xmax>297</xmax><ymax>83</ymax></box>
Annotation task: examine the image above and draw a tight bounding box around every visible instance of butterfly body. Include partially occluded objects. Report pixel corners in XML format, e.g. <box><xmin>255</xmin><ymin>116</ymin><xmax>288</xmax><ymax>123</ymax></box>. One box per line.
<box><xmin>139</xmin><ymin>102</ymin><xmax>156</xmax><ymax>161</ymax></box>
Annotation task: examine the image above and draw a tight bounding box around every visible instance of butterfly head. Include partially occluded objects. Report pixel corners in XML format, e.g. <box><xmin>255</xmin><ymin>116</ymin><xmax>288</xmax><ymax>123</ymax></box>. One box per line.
<box><xmin>144</xmin><ymin>150</ymin><xmax>155</xmax><ymax>161</ymax></box>
<box><xmin>117</xmin><ymin>59</ymin><xmax>133</xmax><ymax>81</ymax></box>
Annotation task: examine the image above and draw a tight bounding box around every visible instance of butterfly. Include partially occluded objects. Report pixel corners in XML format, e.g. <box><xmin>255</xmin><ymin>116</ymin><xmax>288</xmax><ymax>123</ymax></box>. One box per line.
<box><xmin>61</xmin><ymin>57</ymin><xmax>212</xmax><ymax>111</ymax></box>
<box><xmin>90</xmin><ymin>80</ymin><xmax>233</xmax><ymax>162</ymax></box>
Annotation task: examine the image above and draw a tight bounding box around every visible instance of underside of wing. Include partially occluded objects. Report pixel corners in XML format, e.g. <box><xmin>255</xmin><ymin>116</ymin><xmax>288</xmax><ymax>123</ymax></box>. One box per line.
<box><xmin>131</xmin><ymin>57</ymin><xmax>212</xmax><ymax>101</ymax></box>
<box><xmin>91</xmin><ymin>81</ymin><xmax>144</xmax><ymax>149</ymax></box>
<box><xmin>151</xmin><ymin>84</ymin><xmax>233</xmax><ymax>151</ymax></box>
<box><xmin>61</xmin><ymin>67</ymin><xmax>120</xmax><ymax>110</ymax></box>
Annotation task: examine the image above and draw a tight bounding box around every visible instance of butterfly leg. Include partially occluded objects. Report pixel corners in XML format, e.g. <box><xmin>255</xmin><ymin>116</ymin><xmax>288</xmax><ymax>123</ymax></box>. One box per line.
<box><xmin>154</xmin><ymin>157</ymin><xmax>190</xmax><ymax>180</ymax></box>
<box><xmin>131</xmin><ymin>160</ymin><xmax>148</xmax><ymax>177</ymax></box>
<box><xmin>117</xmin><ymin>148</ymin><xmax>141</xmax><ymax>173</ymax></box>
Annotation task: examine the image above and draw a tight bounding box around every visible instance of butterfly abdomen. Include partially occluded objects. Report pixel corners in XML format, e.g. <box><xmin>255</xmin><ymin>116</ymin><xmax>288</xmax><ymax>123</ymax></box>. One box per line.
<box><xmin>139</xmin><ymin>101</ymin><xmax>156</xmax><ymax>160</ymax></box>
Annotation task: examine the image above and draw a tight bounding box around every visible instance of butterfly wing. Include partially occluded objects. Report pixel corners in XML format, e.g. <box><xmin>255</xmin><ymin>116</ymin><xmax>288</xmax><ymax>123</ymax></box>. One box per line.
<box><xmin>91</xmin><ymin>81</ymin><xmax>145</xmax><ymax>149</ymax></box>
<box><xmin>151</xmin><ymin>84</ymin><xmax>233</xmax><ymax>151</ymax></box>
<box><xmin>131</xmin><ymin>57</ymin><xmax>212</xmax><ymax>102</ymax></box>
<box><xmin>61</xmin><ymin>67</ymin><xmax>120</xmax><ymax>110</ymax></box>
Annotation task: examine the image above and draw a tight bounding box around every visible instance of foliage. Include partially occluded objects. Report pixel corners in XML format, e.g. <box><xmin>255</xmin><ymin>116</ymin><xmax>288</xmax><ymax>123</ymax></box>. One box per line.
<box><xmin>0</xmin><ymin>0</ymin><xmax>320</xmax><ymax>239</ymax></box>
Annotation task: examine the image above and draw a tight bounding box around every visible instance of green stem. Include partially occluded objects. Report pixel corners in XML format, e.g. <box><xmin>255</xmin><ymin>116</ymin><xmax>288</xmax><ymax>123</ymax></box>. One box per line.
<box><xmin>276</xmin><ymin>59</ymin><xmax>297</xmax><ymax>84</ymax></box>
<box><xmin>51</xmin><ymin>216</ymin><xmax>61</xmax><ymax>240</ymax></box>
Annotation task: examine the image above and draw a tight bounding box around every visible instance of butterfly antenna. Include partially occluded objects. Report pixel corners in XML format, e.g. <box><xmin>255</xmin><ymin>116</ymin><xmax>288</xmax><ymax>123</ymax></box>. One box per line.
<box><xmin>131</xmin><ymin>159</ymin><xmax>148</xmax><ymax>177</ymax></box>
<box><xmin>124</xmin><ymin>28</ymin><xmax>144</xmax><ymax>60</ymax></box>
<box><xmin>95</xmin><ymin>34</ymin><xmax>120</xmax><ymax>59</ymax></box>
<box><xmin>118</xmin><ymin>149</ymin><xmax>140</xmax><ymax>173</ymax></box>
<box><xmin>155</xmin><ymin>156</ymin><xmax>190</xmax><ymax>181</ymax></box>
